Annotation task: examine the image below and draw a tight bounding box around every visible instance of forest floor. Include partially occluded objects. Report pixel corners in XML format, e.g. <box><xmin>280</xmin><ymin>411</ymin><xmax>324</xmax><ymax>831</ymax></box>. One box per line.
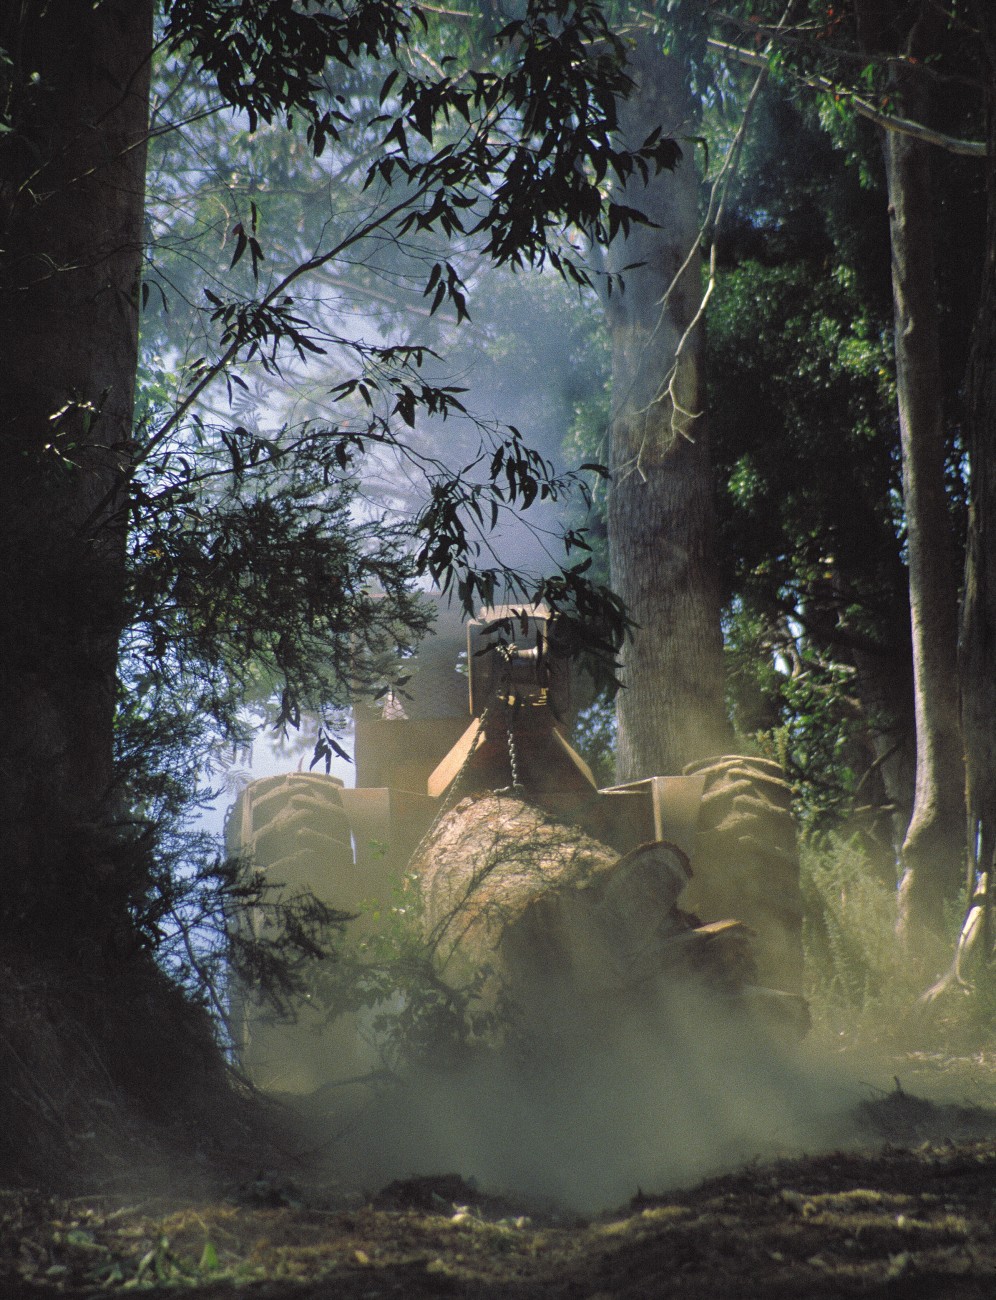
<box><xmin>4</xmin><ymin>1048</ymin><xmax>996</xmax><ymax>1298</ymax></box>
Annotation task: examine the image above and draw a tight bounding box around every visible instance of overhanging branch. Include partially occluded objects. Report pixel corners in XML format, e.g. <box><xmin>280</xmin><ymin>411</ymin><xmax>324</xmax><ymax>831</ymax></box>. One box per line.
<box><xmin>708</xmin><ymin>36</ymin><xmax>987</xmax><ymax>158</ymax></box>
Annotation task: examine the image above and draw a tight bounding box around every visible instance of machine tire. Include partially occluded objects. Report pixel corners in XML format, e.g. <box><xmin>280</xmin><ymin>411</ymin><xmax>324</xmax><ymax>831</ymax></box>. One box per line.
<box><xmin>226</xmin><ymin>772</ymin><xmax>354</xmax><ymax>900</ymax></box>
<box><xmin>681</xmin><ymin>755</ymin><xmax>805</xmax><ymax>997</ymax></box>
<box><xmin>225</xmin><ymin>773</ymin><xmax>375</xmax><ymax>1095</ymax></box>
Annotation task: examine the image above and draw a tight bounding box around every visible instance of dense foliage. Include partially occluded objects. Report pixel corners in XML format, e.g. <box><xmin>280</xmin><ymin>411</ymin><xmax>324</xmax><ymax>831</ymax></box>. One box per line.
<box><xmin>561</xmin><ymin>6</ymin><xmax>987</xmax><ymax>877</ymax></box>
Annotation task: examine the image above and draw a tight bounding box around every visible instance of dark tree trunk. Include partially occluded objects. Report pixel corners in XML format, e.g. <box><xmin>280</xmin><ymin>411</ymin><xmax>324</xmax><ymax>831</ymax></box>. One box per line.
<box><xmin>0</xmin><ymin>0</ymin><xmax>153</xmax><ymax>953</ymax></box>
<box><xmin>604</xmin><ymin>32</ymin><xmax>731</xmax><ymax>781</ymax></box>
<box><xmin>960</xmin><ymin>3</ymin><xmax>996</xmax><ymax>907</ymax></box>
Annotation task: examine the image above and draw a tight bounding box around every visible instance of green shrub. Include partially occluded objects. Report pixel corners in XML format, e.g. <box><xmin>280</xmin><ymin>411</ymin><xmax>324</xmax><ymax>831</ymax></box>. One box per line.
<box><xmin>801</xmin><ymin>836</ymin><xmax>912</xmax><ymax>1041</ymax></box>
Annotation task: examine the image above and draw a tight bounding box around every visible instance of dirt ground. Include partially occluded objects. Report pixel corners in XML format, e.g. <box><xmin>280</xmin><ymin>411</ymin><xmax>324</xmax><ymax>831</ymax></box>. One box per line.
<box><xmin>5</xmin><ymin>1056</ymin><xmax>996</xmax><ymax>1299</ymax></box>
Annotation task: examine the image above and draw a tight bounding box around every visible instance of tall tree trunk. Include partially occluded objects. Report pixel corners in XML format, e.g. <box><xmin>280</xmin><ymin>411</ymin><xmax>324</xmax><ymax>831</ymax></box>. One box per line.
<box><xmin>0</xmin><ymin>1</ymin><xmax>153</xmax><ymax>954</ymax></box>
<box><xmin>884</xmin><ymin>80</ymin><xmax>966</xmax><ymax>944</ymax></box>
<box><xmin>855</xmin><ymin>0</ymin><xmax>966</xmax><ymax>945</ymax></box>
<box><xmin>960</xmin><ymin>2</ymin><xmax>996</xmax><ymax>917</ymax></box>
<box><xmin>605</xmin><ymin>31</ymin><xmax>731</xmax><ymax>782</ymax></box>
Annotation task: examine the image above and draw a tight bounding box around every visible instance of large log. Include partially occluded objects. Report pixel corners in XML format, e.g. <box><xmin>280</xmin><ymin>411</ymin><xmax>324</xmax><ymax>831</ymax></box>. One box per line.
<box><xmin>411</xmin><ymin>792</ymin><xmax>760</xmax><ymax>1039</ymax></box>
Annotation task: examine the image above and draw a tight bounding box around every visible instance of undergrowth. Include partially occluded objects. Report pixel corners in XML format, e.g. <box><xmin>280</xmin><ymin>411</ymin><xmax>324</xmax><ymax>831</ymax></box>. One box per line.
<box><xmin>300</xmin><ymin>867</ymin><xmax>500</xmax><ymax>1077</ymax></box>
<box><xmin>800</xmin><ymin>834</ymin><xmax>987</xmax><ymax>1054</ymax></box>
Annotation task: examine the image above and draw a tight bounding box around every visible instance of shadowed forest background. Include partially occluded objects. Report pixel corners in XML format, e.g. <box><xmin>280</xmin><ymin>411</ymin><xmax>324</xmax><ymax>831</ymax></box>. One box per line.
<box><xmin>2</xmin><ymin>2</ymin><xmax>996</xmax><ymax>1282</ymax></box>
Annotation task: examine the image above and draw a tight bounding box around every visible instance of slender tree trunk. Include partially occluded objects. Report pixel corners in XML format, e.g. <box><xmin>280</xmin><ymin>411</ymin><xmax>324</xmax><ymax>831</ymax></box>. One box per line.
<box><xmin>605</xmin><ymin>31</ymin><xmax>731</xmax><ymax>781</ymax></box>
<box><xmin>960</xmin><ymin>3</ymin><xmax>996</xmax><ymax>914</ymax></box>
<box><xmin>853</xmin><ymin>0</ymin><xmax>966</xmax><ymax>944</ymax></box>
<box><xmin>0</xmin><ymin>1</ymin><xmax>153</xmax><ymax>954</ymax></box>
<box><xmin>881</xmin><ymin>83</ymin><xmax>966</xmax><ymax>943</ymax></box>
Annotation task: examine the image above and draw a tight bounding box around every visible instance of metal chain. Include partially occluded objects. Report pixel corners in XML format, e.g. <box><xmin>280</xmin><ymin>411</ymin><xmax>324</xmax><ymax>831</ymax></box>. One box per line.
<box><xmin>405</xmin><ymin>637</ymin><xmax>536</xmax><ymax>871</ymax></box>
<box><xmin>491</xmin><ymin>644</ymin><xmax>525</xmax><ymax>797</ymax></box>
<box><xmin>507</xmin><ymin>719</ymin><xmax>522</xmax><ymax>791</ymax></box>
<box><xmin>493</xmin><ymin>703</ymin><xmax>525</xmax><ymax>796</ymax></box>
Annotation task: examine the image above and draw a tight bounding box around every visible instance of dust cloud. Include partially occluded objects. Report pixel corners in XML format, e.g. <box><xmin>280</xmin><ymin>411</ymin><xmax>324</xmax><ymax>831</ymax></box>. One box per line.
<box><xmin>322</xmin><ymin>986</ymin><xmax>865</xmax><ymax>1214</ymax></box>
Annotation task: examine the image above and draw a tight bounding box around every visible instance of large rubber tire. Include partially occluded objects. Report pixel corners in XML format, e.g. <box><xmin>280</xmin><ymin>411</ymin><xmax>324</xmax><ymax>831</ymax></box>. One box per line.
<box><xmin>681</xmin><ymin>755</ymin><xmax>804</xmax><ymax>998</ymax></box>
<box><xmin>226</xmin><ymin>772</ymin><xmax>354</xmax><ymax>901</ymax></box>
<box><xmin>226</xmin><ymin>773</ymin><xmax>363</xmax><ymax>1095</ymax></box>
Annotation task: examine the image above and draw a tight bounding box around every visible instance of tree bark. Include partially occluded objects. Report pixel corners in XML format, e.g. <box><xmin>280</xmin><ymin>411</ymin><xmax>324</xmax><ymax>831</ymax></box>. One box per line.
<box><xmin>855</xmin><ymin>0</ymin><xmax>966</xmax><ymax>944</ymax></box>
<box><xmin>885</xmin><ymin>120</ymin><xmax>966</xmax><ymax>940</ymax></box>
<box><xmin>0</xmin><ymin>0</ymin><xmax>153</xmax><ymax>952</ymax></box>
<box><xmin>604</xmin><ymin>31</ymin><xmax>731</xmax><ymax>782</ymax></box>
<box><xmin>883</xmin><ymin>84</ymin><xmax>966</xmax><ymax>944</ymax></box>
